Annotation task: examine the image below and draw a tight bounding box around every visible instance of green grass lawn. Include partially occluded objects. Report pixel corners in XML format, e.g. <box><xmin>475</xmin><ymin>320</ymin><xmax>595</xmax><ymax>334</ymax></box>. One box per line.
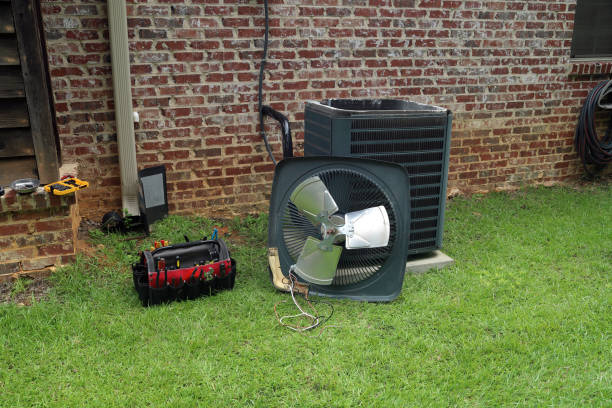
<box><xmin>1</xmin><ymin>185</ymin><xmax>610</xmax><ymax>407</ymax></box>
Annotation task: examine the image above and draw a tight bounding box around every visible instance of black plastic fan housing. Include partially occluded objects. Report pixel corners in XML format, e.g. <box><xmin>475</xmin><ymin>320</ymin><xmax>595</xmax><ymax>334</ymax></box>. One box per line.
<box><xmin>268</xmin><ymin>157</ymin><xmax>411</xmax><ymax>302</ymax></box>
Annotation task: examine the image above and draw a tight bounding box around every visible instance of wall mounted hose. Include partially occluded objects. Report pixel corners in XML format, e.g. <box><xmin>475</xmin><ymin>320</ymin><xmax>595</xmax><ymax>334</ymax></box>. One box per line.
<box><xmin>575</xmin><ymin>80</ymin><xmax>612</xmax><ymax>175</ymax></box>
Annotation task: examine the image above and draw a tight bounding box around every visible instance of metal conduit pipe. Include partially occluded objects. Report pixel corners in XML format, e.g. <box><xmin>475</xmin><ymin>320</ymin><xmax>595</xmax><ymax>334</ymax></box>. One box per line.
<box><xmin>107</xmin><ymin>0</ymin><xmax>140</xmax><ymax>216</ymax></box>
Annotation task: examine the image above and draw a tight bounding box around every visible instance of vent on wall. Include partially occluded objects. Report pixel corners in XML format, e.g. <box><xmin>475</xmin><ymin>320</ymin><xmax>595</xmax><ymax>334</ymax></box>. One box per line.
<box><xmin>304</xmin><ymin>99</ymin><xmax>452</xmax><ymax>255</ymax></box>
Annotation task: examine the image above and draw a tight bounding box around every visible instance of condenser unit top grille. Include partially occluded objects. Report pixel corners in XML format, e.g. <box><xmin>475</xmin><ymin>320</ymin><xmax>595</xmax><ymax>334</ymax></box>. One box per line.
<box><xmin>311</xmin><ymin>99</ymin><xmax>447</xmax><ymax>115</ymax></box>
<box><xmin>351</xmin><ymin>117</ymin><xmax>447</xmax><ymax>130</ymax></box>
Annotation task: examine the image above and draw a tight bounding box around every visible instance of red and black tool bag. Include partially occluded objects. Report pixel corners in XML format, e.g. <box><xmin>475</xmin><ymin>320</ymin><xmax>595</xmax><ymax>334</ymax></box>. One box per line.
<box><xmin>132</xmin><ymin>238</ymin><xmax>236</xmax><ymax>307</ymax></box>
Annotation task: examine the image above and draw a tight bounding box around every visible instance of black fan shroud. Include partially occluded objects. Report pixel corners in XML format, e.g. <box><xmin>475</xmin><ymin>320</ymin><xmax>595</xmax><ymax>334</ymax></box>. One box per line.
<box><xmin>281</xmin><ymin>168</ymin><xmax>398</xmax><ymax>286</ymax></box>
<box><xmin>268</xmin><ymin>157</ymin><xmax>411</xmax><ymax>302</ymax></box>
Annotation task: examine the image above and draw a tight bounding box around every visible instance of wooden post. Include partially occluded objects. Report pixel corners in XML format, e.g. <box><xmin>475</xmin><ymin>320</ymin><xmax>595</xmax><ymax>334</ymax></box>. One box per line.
<box><xmin>11</xmin><ymin>0</ymin><xmax>59</xmax><ymax>184</ymax></box>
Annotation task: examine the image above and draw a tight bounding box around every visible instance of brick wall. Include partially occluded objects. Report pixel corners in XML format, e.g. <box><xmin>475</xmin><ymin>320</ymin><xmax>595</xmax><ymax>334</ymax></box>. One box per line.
<box><xmin>0</xmin><ymin>190</ymin><xmax>77</xmax><ymax>275</ymax></box>
<box><xmin>40</xmin><ymin>0</ymin><xmax>612</xmax><ymax>220</ymax></box>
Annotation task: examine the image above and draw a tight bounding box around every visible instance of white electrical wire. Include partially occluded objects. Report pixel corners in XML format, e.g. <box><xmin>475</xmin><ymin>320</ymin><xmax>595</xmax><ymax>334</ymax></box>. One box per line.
<box><xmin>275</xmin><ymin>266</ymin><xmax>321</xmax><ymax>332</ymax></box>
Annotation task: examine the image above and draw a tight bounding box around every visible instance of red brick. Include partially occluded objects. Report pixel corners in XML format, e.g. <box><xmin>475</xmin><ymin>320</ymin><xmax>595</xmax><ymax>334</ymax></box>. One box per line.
<box><xmin>0</xmin><ymin>262</ymin><xmax>21</xmax><ymax>274</ymax></box>
<box><xmin>204</xmin><ymin>29</ymin><xmax>234</xmax><ymax>38</ymax></box>
<box><xmin>39</xmin><ymin>244</ymin><xmax>74</xmax><ymax>257</ymax></box>
<box><xmin>174</xmin><ymin>52</ymin><xmax>203</xmax><ymax>62</ymax></box>
<box><xmin>162</xmin><ymin>150</ymin><xmax>190</xmax><ymax>160</ymax></box>
<box><xmin>207</xmin><ymin>177</ymin><xmax>235</xmax><ymax>187</ymax></box>
<box><xmin>174</xmin><ymin>75</ymin><xmax>201</xmax><ymax>84</ymax></box>
<box><xmin>175</xmin><ymin>117</ymin><xmax>202</xmax><ymax>127</ymax></box>
<box><xmin>190</xmin><ymin>40</ymin><xmax>220</xmax><ymax>49</ymax></box>
<box><xmin>34</xmin><ymin>218</ymin><xmax>72</xmax><ymax>232</ymax></box>
<box><xmin>225</xmin><ymin>146</ymin><xmax>252</xmax><ymax>155</ymax></box>
<box><xmin>223</xmin><ymin>18</ymin><xmax>249</xmax><ymax>27</ymax></box>
<box><xmin>225</xmin><ymin>167</ymin><xmax>252</xmax><ymax>176</ymax></box>
<box><xmin>0</xmin><ymin>223</ymin><xmax>29</xmax><ymax>236</ymax></box>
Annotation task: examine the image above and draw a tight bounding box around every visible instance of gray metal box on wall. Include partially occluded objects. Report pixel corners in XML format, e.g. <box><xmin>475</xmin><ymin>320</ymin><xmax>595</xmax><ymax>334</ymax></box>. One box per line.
<box><xmin>304</xmin><ymin>99</ymin><xmax>452</xmax><ymax>255</ymax></box>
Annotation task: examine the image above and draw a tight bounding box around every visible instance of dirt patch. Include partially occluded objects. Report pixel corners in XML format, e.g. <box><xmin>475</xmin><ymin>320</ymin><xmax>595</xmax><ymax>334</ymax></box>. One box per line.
<box><xmin>0</xmin><ymin>276</ymin><xmax>52</xmax><ymax>306</ymax></box>
<box><xmin>223</xmin><ymin>229</ymin><xmax>250</xmax><ymax>246</ymax></box>
<box><xmin>77</xmin><ymin>218</ymin><xmax>100</xmax><ymax>240</ymax></box>
<box><xmin>569</xmin><ymin>173</ymin><xmax>612</xmax><ymax>190</ymax></box>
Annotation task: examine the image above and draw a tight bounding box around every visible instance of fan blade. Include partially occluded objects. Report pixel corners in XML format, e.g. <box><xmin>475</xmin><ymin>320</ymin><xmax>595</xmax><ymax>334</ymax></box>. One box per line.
<box><xmin>294</xmin><ymin>236</ymin><xmax>342</xmax><ymax>285</ymax></box>
<box><xmin>290</xmin><ymin>176</ymin><xmax>339</xmax><ymax>223</ymax></box>
<box><xmin>343</xmin><ymin>205</ymin><xmax>390</xmax><ymax>249</ymax></box>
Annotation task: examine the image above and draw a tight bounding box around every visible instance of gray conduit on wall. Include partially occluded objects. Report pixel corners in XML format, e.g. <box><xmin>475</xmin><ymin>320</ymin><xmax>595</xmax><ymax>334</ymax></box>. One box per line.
<box><xmin>107</xmin><ymin>0</ymin><xmax>140</xmax><ymax>216</ymax></box>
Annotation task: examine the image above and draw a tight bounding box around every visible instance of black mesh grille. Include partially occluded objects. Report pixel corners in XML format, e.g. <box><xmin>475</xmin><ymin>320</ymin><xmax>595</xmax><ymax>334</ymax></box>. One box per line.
<box><xmin>413</xmin><ymin>208</ymin><xmax>439</xmax><ymax>219</ymax></box>
<box><xmin>411</xmin><ymin>218</ymin><xmax>438</xmax><ymax>230</ymax></box>
<box><xmin>409</xmin><ymin>240</ymin><xmax>436</xmax><ymax>250</ymax></box>
<box><xmin>355</xmin><ymin>151</ymin><xmax>444</xmax><ymax>164</ymax></box>
<box><xmin>410</xmin><ymin>229</ymin><xmax>437</xmax><ymax>241</ymax></box>
<box><xmin>281</xmin><ymin>169</ymin><xmax>398</xmax><ymax>287</ymax></box>
<box><xmin>411</xmin><ymin>197</ymin><xmax>439</xmax><ymax>208</ymax></box>
<box><xmin>412</xmin><ymin>186</ymin><xmax>440</xmax><ymax>197</ymax></box>
<box><xmin>571</xmin><ymin>1</ymin><xmax>612</xmax><ymax>58</ymax></box>
<box><xmin>351</xmin><ymin>140</ymin><xmax>443</xmax><ymax>154</ymax></box>
<box><xmin>351</xmin><ymin>128</ymin><xmax>445</xmax><ymax>142</ymax></box>
<box><xmin>348</xmin><ymin>115</ymin><xmax>445</xmax><ymax>256</ymax></box>
<box><xmin>404</xmin><ymin>164</ymin><xmax>442</xmax><ymax>174</ymax></box>
<box><xmin>411</xmin><ymin>174</ymin><xmax>442</xmax><ymax>186</ymax></box>
<box><xmin>350</xmin><ymin>116</ymin><xmax>446</xmax><ymax>130</ymax></box>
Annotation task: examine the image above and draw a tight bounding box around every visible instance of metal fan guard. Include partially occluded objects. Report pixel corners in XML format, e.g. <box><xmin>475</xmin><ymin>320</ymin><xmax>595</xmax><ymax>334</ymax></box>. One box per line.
<box><xmin>281</xmin><ymin>168</ymin><xmax>397</xmax><ymax>286</ymax></box>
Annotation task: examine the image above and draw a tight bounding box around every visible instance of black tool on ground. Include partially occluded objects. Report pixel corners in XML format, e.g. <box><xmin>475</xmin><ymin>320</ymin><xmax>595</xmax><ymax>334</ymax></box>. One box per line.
<box><xmin>101</xmin><ymin>211</ymin><xmax>124</xmax><ymax>232</ymax></box>
<box><xmin>575</xmin><ymin>80</ymin><xmax>612</xmax><ymax>176</ymax></box>
<box><xmin>132</xmin><ymin>236</ymin><xmax>236</xmax><ymax>307</ymax></box>
<box><xmin>100</xmin><ymin>165</ymin><xmax>168</xmax><ymax>234</ymax></box>
<box><xmin>100</xmin><ymin>211</ymin><xmax>146</xmax><ymax>234</ymax></box>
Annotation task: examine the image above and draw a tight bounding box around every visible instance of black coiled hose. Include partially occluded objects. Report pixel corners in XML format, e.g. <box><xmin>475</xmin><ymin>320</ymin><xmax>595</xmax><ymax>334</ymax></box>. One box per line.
<box><xmin>575</xmin><ymin>80</ymin><xmax>612</xmax><ymax>175</ymax></box>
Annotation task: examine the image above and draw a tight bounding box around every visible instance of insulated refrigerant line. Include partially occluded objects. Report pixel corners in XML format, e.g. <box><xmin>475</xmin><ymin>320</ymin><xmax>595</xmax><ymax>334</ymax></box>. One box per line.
<box><xmin>258</xmin><ymin>0</ymin><xmax>277</xmax><ymax>165</ymax></box>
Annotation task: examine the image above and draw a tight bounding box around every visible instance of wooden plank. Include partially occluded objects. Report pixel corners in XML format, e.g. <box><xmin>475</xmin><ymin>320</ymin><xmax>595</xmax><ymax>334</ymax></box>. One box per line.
<box><xmin>0</xmin><ymin>66</ymin><xmax>25</xmax><ymax>98</ymax></box>
<box><xmin>11</xmin><ymin>0</ymin><xmax>59</xmax><ymax>183</ymax></box>
<box><xmin>0</xmin><ymin>157</ymin><xmax>37</xmax><ymax>185</ymax></box>
<box><xmin>0</xmin><ymin>37</ymin><xmax>19</xmax><ymax>65</ymax></box>
<box><xmin>0</xmin><ymin>128</ymin><xmax>34</xmax><ymax>158</ymax></box>
<box><xmin>0</xmin><ymin>3</ymin><xmax>15</xmax><ymax>34</ymax></box>
<box><xmin>0</xmin><ymin>99</ymin><xmax>29</xmax><ymax>128</ymax></box>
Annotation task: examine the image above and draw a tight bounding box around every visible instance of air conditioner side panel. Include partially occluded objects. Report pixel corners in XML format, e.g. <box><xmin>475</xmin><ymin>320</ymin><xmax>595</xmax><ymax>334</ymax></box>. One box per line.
<box><xmin>436</xmin><ymin>111</ymin><xmax>453</xmax><ymax>249</ymax></box>
<box><xmin>304</xmin><ymin>108</ymin><xmax>332</xmax><ymax>156</ymax></box>
<box><xmin>330</xmin><ymin>118</ymin><xmax>352</xmax><ymax>156</ymax></box>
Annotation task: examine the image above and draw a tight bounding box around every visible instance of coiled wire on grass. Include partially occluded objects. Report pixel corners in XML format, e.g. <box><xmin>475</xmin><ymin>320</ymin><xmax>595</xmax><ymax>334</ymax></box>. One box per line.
<box><xmin>575</xmin><ymin>80</ymin><xmax>612</xmax><ymax>175</ymax></box>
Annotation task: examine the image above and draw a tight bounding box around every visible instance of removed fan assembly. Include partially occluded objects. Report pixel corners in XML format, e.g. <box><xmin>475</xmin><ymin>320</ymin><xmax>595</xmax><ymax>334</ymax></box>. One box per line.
<box><xmin>289</xmin><ymin>175</ymin><xmax>390</xmax><ymax>285</ymax></box>
<box><xmin>268</xmin><ymin>157</ymin><xmax>411</xmax><ymax>302</ymax></box>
